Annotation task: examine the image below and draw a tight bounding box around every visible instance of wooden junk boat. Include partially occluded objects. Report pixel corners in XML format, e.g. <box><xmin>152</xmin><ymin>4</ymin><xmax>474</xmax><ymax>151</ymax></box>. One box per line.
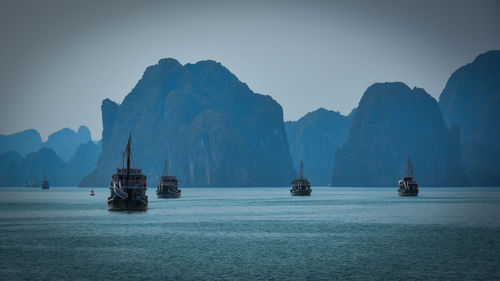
<box><xmin>398</xmin><ymin>158</ymin><xmax>419</xmax><ymax>196</ymax></box>
<box><xmin>290</xmin><ymin>160</ymin><xmax>311</xmax><ymax>196</ymax></box>
<box><xmin>156</xmin><ymin>160</ymin><xmax>181</xmax><ymax>198</ymax></box>
<box><xmin>107</xmin><ymin>134</ymin><xmax>148</xmax><ymax>211</ymax></box>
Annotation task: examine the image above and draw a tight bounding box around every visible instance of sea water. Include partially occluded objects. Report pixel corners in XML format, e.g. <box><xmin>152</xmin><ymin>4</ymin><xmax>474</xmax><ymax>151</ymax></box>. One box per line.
<box><xmin>0</xmin><ymin>187</ymin><xmax>499</xmax><ymax>280</ymax></box>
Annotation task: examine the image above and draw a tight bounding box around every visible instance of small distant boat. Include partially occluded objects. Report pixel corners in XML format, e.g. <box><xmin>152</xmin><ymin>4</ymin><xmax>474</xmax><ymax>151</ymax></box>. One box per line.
<box><xmin>27</xmin><ymin>180</ymin><xmax>37</xmax><ymax>188</ymax></box>
<box><xmin>41</xmin><ymin>177</ymin><xmax>49</xmax><ymax>189</ymax></box>
<box><xmin>107</xmin><ymin>133</ymin><xmax>148</xmax><ymax>211</ymax></box>
<box><xmin>398</xmin><ymin>158</ymin><xmax>419</xmax><ymax>196</ymax></box>
<box><xmin>90</xmin><ymin>189</ymin><xmax>95</xmax><ymax>196</ymax></box>
<box><xmin>156</xmin><ymin>160</ymin><xmax>181</xmax><ymax>198</ymax></box>
<box><xmin>290</xmin><ymin>160</ymin><xmax>311</xmax><ymax>196</ymax></box>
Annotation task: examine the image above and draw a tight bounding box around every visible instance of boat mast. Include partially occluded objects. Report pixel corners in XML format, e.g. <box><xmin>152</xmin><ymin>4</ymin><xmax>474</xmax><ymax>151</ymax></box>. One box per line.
<box><xmin>126</xmin><ymin>133</ymin><xmax>131</xmax><ymax>187</ymax></box>
<box><xmin>163</xmin><ymin>160</ymin><xmax>168</xmax><ymax>176</ymax></box>
<box><xmin>407</xmin><ymin>158</ymin><xmax>410</xmax><ymax>178</ymax></box>
<box><xmin>299</xmin><ymin>160</ymin><xmax>304</xmax><ymax>179</ymax></box>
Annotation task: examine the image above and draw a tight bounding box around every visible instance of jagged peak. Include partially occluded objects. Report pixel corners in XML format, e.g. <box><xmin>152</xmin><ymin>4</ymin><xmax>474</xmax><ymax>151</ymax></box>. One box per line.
<box><xmin>158</xmin><ymin>57</ymin><xmax>182</xmax><ymax>66</ymax></box>
<box><xmin>186</xmin><ymin>59</ymin><xmax>225</xmax><ymax>69</ymax></box>
<box><xmin>49</xmin><ymin>127</ymin><xmax>76</xmax><ymax>137</ymax></box>
<box><xmin>140</xmin><ymin>58</ymin><xmax>185</xmax><ymax>80</ymax></box>
<box><xmin>412</xmin><ymin>86</ymin><xmax>433</xmax><ymax>98</ymax></box>
<box><xmin>359</xmin><ymin>82</ymin><xmax>438</xmax><ymax>112</ymax></box>
<box><xmin>46</xmin><ymin>126</ymin><xmax>91</xmax><ymax>145</ymax></box>
<box><xmin>150</xmin><ymin>58</ymin><xmax>232</xmax><ymax>76</ymax></box>
<box><xmin>102</xmin><ymin>98</ymin><xmax>118</xmax><ymax>107</ymax></box>
<box><xmin>185</xmin><ymin>59</ymin><xmax>238</xmax><ymax>82</ymax></box>
<box><xmin>77</xmin><ymin>125</ymin><xmax>90</xmax><ymax>135</ymax></box>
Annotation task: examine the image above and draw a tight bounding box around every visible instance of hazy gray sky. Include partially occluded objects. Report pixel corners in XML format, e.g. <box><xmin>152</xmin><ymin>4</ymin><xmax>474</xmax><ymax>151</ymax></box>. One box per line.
<box><xmin>0</xmin><ymin>0</ymin><xmax>499</xmax><ymax>140</ymax></box>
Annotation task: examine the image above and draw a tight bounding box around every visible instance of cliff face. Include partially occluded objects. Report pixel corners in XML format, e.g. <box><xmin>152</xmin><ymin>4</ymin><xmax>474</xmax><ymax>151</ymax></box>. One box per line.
<box><xmin>81</xmin><ymin>58</ymin><xmax>295</xmax><ymax>187</ymax></box>
<box><xmin>439</xmin><ymin>50</ymin><xmax>500</xmax><ymax>186</ymax></box>
<box><xmin>332</xmin><ymin>82</ymin><xmax>468</xmax><ymax>187</ymax></box>
<box><xmin>285</xmin><ymin>108</ymin><xmax>352</xmax><ymax>186</ymax></box>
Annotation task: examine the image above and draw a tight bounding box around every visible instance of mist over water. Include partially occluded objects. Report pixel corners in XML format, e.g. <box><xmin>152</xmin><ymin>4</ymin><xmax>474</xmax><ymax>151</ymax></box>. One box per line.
<box><xmin>1</xmin><ymin>187</ymin><xmax>499</xmax><ymax>280</ymax></box>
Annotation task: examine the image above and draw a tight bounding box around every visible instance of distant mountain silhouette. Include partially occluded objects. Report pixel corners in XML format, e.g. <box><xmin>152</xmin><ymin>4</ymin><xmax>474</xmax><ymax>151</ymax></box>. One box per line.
<box><xmin>68</xmin><ymin>141</ymin><xmax>102</xmax><ymax>186</ymax></box>
<box><xmin>45</xmin><ymin>126</ymin><xmax>92</xmax><ymax>161</ymax></box>
<box><xmin>0</xmin><ymin>141</ymin><xmax>101</xmax><ymax>187</ymax></box>
<box><xmin>0</xmin><ymin>151</ymin><xmax>23</xmax><ymax>172</ymax></box>
<box><xmin>285</xmin><ymin>108</ymin><xmax>353</xmax><ymax>186</ymax></box>
<box><xmin>0</xmin><ymin>126</ymin><xmax>98</xmax><ymax>187</ymax></box>
<box><xmin>0</xmin><ymin>151</ymin><xmax>23</xmax><ymax>185</ymax></box>
<box><xmin>1</xmin><ymin>148</ymin><xmax>72</xmax><ymax>186</ymax></box>
<box><xmin>439</xmin><ymin>50</ymin><xmax>500</xmax><ymax>186</ymax></box>
<box><xmin>0</xmin><ymin>129</ymin><xmax>42</xmax><ymax>156</ymax></box>
<box><xmin>332</xmin><ymin>82</ymin><xmax>468</xmax><ymax>187</ymax></box>
<box><xmin>80</xmin><ymin>58</ymin><xmax>295</xmax><ymax>187</ymax></box>
<box><xmin>0</xmin><ymin>125</ymin><xmax>92</xmax><ymax>162</ymax></box>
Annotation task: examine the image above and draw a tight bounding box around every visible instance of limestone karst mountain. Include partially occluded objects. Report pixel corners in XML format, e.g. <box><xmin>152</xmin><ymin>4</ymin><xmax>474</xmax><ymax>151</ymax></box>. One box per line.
<box><xmin>439</xmin><ymin>50</ymin><xmax>500</xmax><ymax>186</ymax></box>
<box><xmin>332</xmin><ymin>82</ymin><xmax>468</xmax><ymax>187</ymax></box>
<box><xmin>44</xmin><ymin>126</ymin><xmax>92</xmax><ymax>161</ymax></box>
<box><xmin>285</xmin><ymin>108</ymin><xmax>353</xmax><ymax>186</ymax></box>
<box><xmin>81</xmin><ymin>58</ymin><xmax>295</xmax><ymax>187</ymax></box>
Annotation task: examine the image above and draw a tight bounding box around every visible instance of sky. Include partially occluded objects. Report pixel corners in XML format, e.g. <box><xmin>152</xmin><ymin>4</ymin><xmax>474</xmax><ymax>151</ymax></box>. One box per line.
<box><xmin>0</xmin><ymin>0</ymin><xmax>499</xmax><ymax>140</ymax></box>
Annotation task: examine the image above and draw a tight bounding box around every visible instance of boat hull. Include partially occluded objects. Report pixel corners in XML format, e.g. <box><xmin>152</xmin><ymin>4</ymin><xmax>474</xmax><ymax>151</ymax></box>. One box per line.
<box><xmin>157</xmin><ymin>190</ymin><xmax>181</xmax><ymax>198</ymax></box>
<box><xmin>290</xmin><ymin>189</ymin><xmax>311</xmax><ymax>196</ymax></box>
<box><xmin>398</xmin><ymin>189</ymin><xmax>418</xmax><ymax>196</ymax></box>
<box><xmin>41</xmin><ymin>181</ymin><xmax>49</xmax><ymax>189</ymax></box>
<box><xmin>398</xmin><ymin>179</ymin><xmax>418</xmax><ymax>196</ymax></box>
<box><xmin>107</xmin><ymin>196</ymin><xmax>148</xmax><ymax>211</ymax></box>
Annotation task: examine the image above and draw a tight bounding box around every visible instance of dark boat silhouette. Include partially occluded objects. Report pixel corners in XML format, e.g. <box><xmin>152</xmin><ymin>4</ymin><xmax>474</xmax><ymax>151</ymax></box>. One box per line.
<box><xmin>156</xmin><ymin>160</ymin><xmax>181</xmax><ymax>198</ymax></box>
<box><xmin>107</xmin><ymin>134</ymin><xmax>148</xmax><ymax>211</ymax></box>
<box><xmin>398</xmin><ymin>158</ymin><xmax>419</xmax><ymax>196</ymax></box>
<box><xmin>290</xmin><ymin>160</ymin><xmax>311</xmax><ymax>196</ymax></box>
<box><xmin>41</xmin><ymin>177</ymin><xmax>49</xmax><ymax>189</ymax></box>
<box><xmin>90</xmin><ymin>189</ymin><xmax>95</xmax><ymax>196</ymax></box>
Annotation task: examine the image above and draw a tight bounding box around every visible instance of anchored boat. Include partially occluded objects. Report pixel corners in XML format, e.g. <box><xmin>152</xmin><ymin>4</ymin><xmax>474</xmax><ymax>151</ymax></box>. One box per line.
<box><xmin>107</xmin><ymin>134</ymin><xmax>148</xmax><ymax>211</ymax></box>
<box><xmin>398</xmin><ymin>158</ymin><xmax>419</xmax><ymax>196</ymax></box>
<box><xmin>290</xmin><ymin>160</ymin><xmax>311</xmax><ymax>196</ymax></box>
<box><xmin>41</xmin><ymin>177</ymin><xmax>49</xmax><ymax>189</ymax></box>
<box><xmin>156</xmin><ymin>160</ymin><xmax>181</xmax><ymax>198</ymax></box>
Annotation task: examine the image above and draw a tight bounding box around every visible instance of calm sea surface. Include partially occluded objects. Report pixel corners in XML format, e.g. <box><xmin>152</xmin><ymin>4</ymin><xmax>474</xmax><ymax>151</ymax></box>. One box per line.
<box><xmin>0</xmin><ymin>187</ymin><xmax>499</xmax><ymax>280</ymax></box>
